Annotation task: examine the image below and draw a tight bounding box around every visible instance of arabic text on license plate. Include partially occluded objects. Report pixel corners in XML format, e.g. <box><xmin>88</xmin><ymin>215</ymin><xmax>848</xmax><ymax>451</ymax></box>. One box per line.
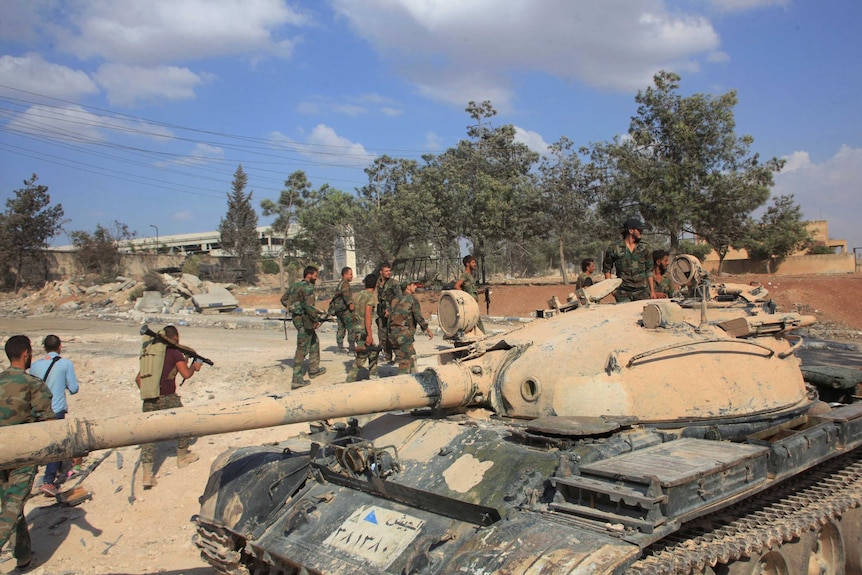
<box><xmin>323</xmin><ymin>505</ymin><xmax>425</xmax><ymax>569</ymax></box>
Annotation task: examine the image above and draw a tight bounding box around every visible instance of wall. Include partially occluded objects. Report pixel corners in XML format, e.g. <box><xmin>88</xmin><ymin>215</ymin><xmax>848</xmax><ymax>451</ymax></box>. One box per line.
<box><xmin>46</xmin><ymin>250</ymin><xmax>187</xmax><ymax>280</ymax></box>
<box><xmin>706</xmin><ymin>253</ymin><xmax>856</xmax><ymax>275</ymax></box>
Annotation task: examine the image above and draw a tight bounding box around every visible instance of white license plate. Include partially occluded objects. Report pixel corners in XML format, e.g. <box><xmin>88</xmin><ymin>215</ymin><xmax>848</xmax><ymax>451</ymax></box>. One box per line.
<box><xmin>323</xmin><ymin>505</ymin><xmax>425</xmax><ymax>569</ymax></box>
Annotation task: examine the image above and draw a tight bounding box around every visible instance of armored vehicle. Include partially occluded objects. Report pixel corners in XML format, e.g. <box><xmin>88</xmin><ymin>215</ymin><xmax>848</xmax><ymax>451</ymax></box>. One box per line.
<box><xmin>2</xmin><ymin>257</ymin><xmax>860</xmax><ymax>574</ymax></box>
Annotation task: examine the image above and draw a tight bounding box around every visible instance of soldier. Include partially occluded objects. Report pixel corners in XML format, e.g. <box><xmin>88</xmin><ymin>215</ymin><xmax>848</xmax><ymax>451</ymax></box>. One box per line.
<box><xmin>0</xmin><ymin>335</ymin><xmax>55</xmax><ymax>570</ymax></box>
<box><xmin>602</xmin><ymin>218</ymin><xmax>655</xmax><ymax>302</ymax></box>
<box><xmin>576</xmin><ymin>258</ymin><xmax>596</xmax><ymax>290</ymax></box>
<box><xmin>652</xmin><ymin>249</ymin><xmax>673</xmax><ymax>298</ymax></box>
<box><xmin>330</xmin><ymin>267</ymin><xmax>355</xmax><ymax>354</ymax></box>
<box><xmin>135</xmin><ymin>325</ymin><xmax>203</xmax><ymax>489</ymax></box>
<box><xmin>282</xmin><ymin>265</ymin><xmax>327</xmax><ymax>388</ymax></box>
<box><xmin>346</xmin><ymin>274</ymin><xmax>380</xmax><ymax>382</ymax></box>
<box><xmin>454</xmin><ymin>255</ymin><xmax>484</xmax><ymax>333</ymax></box>
<box><xmin>388</xmin><ymin>279</ymin><xmax>433</xmax><ymax>375</ymax></box>
<box><xmin>375</xmin><ymin>262</ymin><xmax>401</xmax><ymax>363</ymax></box>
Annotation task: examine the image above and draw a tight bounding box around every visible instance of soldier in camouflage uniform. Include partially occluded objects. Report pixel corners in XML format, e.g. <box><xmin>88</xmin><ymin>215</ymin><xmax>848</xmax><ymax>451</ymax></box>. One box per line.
<box><xmin>375</xmin><ymin>263</ymin><xmax>401</xmax><ymax>363</ymax></box>
<box><xmin>602</xmin><ymin>218</ymin><xmax>656</xmax><ymax>302</ymax></box>
<box><xmin>388</xmin><ymin>279</ymin><xmax>433</xmax><ymax>375</ymax></box>
<box><xmin>330</xmin><ymin>267</ymin><xmax>355</xmax><ymax>354</ymax></box>
<box><xmin>0</xmin><ymin>335</ymin><xmax>55</xmax><ymax>570</ymax></box>
<box><xmin>652</xmin><ymin>250</ymin><xmax>674</xmax><ymax>298</ymax></box>
<box><xmin>454</xmin><ymin>255</ymin><xmax>484</xmax><ymax>333</ymax></box>
<box><xmin>576</xmin><ymin>258</ymin><xmax>596</xmax><ymax>290</ymax></box>
<box><xmin>282</xmin><ymin>265</ymin><xmax>326</xmax><ymax>389</ymax></box>
<box><xmin>346</xmin><ymin>274</ymin><xmax>380</xmax><ymax>382</ymax></box>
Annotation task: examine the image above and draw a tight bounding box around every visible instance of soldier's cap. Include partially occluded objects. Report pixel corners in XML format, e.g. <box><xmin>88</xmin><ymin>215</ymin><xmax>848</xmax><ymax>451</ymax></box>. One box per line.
<box><xmin>622</xmin><ymin>218</ymin><xmax>644</xmax><ymax>231</ymax></box>
<box><xmin>400</xmin><ymin>278</ymin><xmax>420</xmax><ymax>289</ymax></box>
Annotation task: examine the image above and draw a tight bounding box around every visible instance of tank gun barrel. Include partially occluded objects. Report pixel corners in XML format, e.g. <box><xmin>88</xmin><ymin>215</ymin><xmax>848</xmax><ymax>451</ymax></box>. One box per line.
<box><xmin>0</xmin><ymin>364</ymin><xmax>478</xmax><ymax>470</ymax></box>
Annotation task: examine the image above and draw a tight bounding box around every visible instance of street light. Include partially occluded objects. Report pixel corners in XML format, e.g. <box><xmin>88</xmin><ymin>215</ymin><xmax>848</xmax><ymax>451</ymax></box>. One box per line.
<box><xmin>150</xmin><ymin>224</ymin><xmax>159</xmax><ymax>253</ymax></box>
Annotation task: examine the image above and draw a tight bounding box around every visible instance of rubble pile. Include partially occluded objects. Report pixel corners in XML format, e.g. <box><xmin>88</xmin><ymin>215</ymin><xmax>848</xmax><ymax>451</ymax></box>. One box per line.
<box><xmin>0</xmin><ymin>273</ymin><xmax>239</xmax><ymax>320</ymax></box>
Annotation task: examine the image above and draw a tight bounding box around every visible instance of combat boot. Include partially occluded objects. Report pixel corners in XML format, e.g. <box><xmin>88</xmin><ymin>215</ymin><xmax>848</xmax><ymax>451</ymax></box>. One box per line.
<box><xmin>308</xmin><ymin>367</ymin><xmax>327</xmax><ymax>379</ymax></box>
<box><xmin>177</xmin><ymin>448</ymin><xmax>199</xmax><ymax>468</ymax></box>
<box><xmin>291</xmin><ymin>378</ymin><xmax>310</xmax><ymax>389</ymax></box>
<box><xmin>142</xmin><ymin>466</ymin><xmax>157</xmax><ymax>489</ymax></box>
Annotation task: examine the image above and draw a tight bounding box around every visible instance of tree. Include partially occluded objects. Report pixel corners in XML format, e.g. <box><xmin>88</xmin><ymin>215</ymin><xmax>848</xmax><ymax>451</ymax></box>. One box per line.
<box><xmin>70</xmin><ymin>221</ymin><xmax>135</xmax><ymax>281</ymax></box>
<box><xmin>592</xmin><ymin>71</ymin><xmax>780</xmax><ymax>252</ymax></box>
<box><xmin>537</xmin><ymin>137</ymin><xmax>597</xmax><ymax>284</ymax></box>
<box><xmin>296</xmin><ymin>185</ymin><xmax>359</xmax><ymax>276</ymax></box>
<box><xmin>354</xmin><ymin>155</ymin><xmax>439</xmax><ymax>264</ymax></box>
<box><xmin>261</xmin><ymin>171</ymin><xmax>312</xmax><ymax>289</ymax></box>
<box><xmin>0</xmin><ymin>174</ymin><xmax>65</xmax><ymax>291</ymax></box>
<box><xmin>218</xmin><ymin>165</ymin><xmax>260</xmax><ymax>283</ymax></box>
<box><xmin>738</xmin><ymin>194</ymin><xmax>810</xmax><ymax>273</ymax></box>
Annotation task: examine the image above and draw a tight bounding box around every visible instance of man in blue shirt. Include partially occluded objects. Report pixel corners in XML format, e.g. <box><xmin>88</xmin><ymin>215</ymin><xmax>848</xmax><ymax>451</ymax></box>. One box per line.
<box><xmin>29</xmin><ymin>334</ymin><xmax>79</xmax><ymax>495</ymax></box>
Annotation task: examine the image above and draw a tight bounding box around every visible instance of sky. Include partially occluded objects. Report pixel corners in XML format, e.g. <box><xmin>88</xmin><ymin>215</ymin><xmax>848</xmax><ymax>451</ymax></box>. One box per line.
<box><xmin>0</xmin><ymin>0</ymin><xmax>860</xmax><ymax>251</ymax></box>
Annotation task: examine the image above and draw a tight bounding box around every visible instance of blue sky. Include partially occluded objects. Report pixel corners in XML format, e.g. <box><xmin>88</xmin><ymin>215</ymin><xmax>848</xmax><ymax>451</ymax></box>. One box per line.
<box><xmin>1</xmin><ymin>0</ymin><xmax>860</xmax><ymax>250</ymax></box>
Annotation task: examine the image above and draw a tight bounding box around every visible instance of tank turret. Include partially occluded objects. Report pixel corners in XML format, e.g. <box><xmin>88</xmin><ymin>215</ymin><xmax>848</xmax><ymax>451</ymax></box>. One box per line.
<box><xmin>1</xmin><ymin>257</ymin><xmax>860</xmax><ymax>575</ymax></box>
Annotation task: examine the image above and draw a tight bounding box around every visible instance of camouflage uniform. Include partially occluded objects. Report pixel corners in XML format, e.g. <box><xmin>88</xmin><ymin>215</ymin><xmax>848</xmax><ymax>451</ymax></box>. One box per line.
<box><xmin>282</xmin><ymin>280</ymin><xmax>324</xmax><ymax>384</ymax></box>
<box><xmin>388</xmin><ymin>292</ymin><xmax>429</xmax><ymax>374</ymax></box>
<box><xmin>655</xmin><ymin>272</ymin><xmax>674</xmax><ymax>297</ymax></box>
<box><xmin>346</xmin><ymin>289</ymin><xmax>379</xmax><ymax>381</ymax></box>
<box><xmin>575</xmin><ymin>273</ymin><xmax>595</xmax><ymax>291</ymax></box>
<box><xmin>457</xmin><ymin>270</ymin><xmax>485</xmax><ymax>333</ymax></box>
<box><xmin>0</xmin><ymin>367</ymin><xmax>54</xmax><ymax>565</ymax></box>
<box><xmin>140</xmin><ymin>391</ymin><xmax>189</xmax><ymax>469</ymax></box>
<box><xmin>602</xmin><ymin>240</ymin><xmax>652</xmax><ymax>302</ymax></box>
<box><xmin>331</xmin><ymin>278</ymin><xmax>355</xmax><ymax>353</ymax></box>
<box><xmin>376</xmin><ymin>276</ymin><xmax>401</xmax><ymax>359</ymax></box>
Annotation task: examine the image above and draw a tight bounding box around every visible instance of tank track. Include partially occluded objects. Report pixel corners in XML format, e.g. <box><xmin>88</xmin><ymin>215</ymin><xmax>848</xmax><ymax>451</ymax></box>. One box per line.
<box><xmin>193</xmin><ymin>522</ymin><xmax>251</xmax><ymax>575</ymax></box>
<box><xmin>626</xmin><ymin>450</ymin><xmax>862</xmax><ymax>575</ymax></box>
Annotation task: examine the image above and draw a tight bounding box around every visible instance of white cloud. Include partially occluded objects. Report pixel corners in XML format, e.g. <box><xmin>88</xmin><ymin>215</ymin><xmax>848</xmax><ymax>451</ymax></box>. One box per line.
<box><xmin>172</xmin><ymin>210</ymin><xmax>194</xmax><ymax>222</ymax></box>
<box><xmin>330</xmin><ymin>0</ymin><xmax>723</xmax><ymax>107</ymax></box>
<box><xmin>0</xmin><ymin>54</ymin><xmax>99</xmax><ymax>100</ymax></box>
<box><xmin>53</xmin><ymin>0</ymin><xmax>307</xmax><ymax>65</ymax></box>
<box><xmin>514</xmin><ymin>126</ymin><xmax>549</xmax><ymax>156</ymax></box>
<box><xmin>94</xmin><ymin>64</ymin><xmax>210</xmax><ymax>106</ymax></box>
<box><xmin>269</xmin><ymin>125</ymin><xmax>376</xmax><ymax>167</ymax></box>
<box><xmin>157</xmin><ymin>143</ymin><xmax>225</xmax><ymax>167</ymax></box>
<box><xmin>774</xmin><ymin>146</ymin><xmax>862</xmax><ymax>249</ymax></box>
<box><xmin>4</xmin><ymin>103</ymin><xmax>174</xmax><ymax>143</ymax></box>
<box><xmin>424</xmin><ymin>131</ymin><xmax>443</xmax><ymax>151</ymax></box>
<box><xmin>296</xmin><ymin>93</ymin><xmax>402</xmax><ymax>117</ymax></box>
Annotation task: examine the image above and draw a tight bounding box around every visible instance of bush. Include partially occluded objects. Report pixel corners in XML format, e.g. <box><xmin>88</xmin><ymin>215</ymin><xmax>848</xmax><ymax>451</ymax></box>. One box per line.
<box><xmin>143</xmin><ymin>271</ymin><xmax>167</xmax><ymax>294</ymax></box>
<box><xmin>128</xmin><ymin>284</ymin><xmax>145</xmax><ymax>302</ymax></box>
<box><xmin>677</xmin><ymin>240</ymin><xmax>712</xmax><ymax>262</ymax></box>
<box><xmin>807</xmin><ymin>243</ymin><xmax>836</xmax><ymax>255</ymax></box>
<box><xmin>182</xmin><ymin>254</ymin><xmax>201</xmax><ymax>276</ymax></box>
<box><xmin>260</xmin><ymin>258</ymin><xmax>279</xmax><ymax>274</ymax></box>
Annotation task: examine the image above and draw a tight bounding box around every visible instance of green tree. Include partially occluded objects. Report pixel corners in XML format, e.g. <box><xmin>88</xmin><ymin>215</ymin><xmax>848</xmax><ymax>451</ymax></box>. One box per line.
<box><xmin>0</xmin><ymin>174</ymin><xmax>65</xmax><ymax>291</ymax></box>
<box><xmin>355</xmin><ymin>155</ymin><xmax>439</xmax><ymax>264</ymax></box>
<box><xmin>70</xmin><ymin>221</ymin><xmax>135</xmax><ymax>281</ymax></box>
<box><xmin>592</xmin><ymin>71</ymin><xmax>780</xmax><ymax>253</ymax></box>
<box><xmin>261</xmin><ymin>170</ymin><xmax>311</xmax><ymax>289</ymax></box>
<box><xmin>537</xmin><ymin>137</ymin><xmax>598</xmax><ymax>284</ymax></box>
<box><xmin>296</xmin><ymin>184</ymin><xmax>359</xmax><ymax>278</ymax></box>
<box><xmin>738</xmin><ymin>194</ymin><xmax>810</xmax><ymax>273</ymax></box>
<box><xmin>219</xmin><ymin>165</ymin><xmax>260</xmax><ymax>283</ymax></box>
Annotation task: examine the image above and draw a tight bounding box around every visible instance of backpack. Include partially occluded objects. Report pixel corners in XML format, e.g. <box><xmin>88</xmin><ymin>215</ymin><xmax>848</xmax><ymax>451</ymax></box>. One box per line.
<box><xmin>139</xmin><ymin>333</ymin><xmax>168</xmax><ymax>400</ymax></box>
<box><xmin>328</xmin><ymin>292</ymin><xmax>347</xmax><ymax>315</ymax></box>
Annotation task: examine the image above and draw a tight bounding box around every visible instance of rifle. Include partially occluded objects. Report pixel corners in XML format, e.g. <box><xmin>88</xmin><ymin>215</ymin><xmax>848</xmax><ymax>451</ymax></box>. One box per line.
<box><xmin>139</xmin><ymin>325</ymin><xmax>214</xmax><ymax>366</ymax></box>
<box><xmin>265</xmin><ymin>313</ymin><xmax>337</xmax><ymax>339</ymax></box>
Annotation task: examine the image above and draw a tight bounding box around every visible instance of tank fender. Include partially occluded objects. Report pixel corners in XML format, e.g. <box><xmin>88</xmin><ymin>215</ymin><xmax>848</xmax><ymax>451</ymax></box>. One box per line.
<box><xmin>198</xmin><ymin>445</ymin><xmax>312</xmax><ymax>537</ymax></box>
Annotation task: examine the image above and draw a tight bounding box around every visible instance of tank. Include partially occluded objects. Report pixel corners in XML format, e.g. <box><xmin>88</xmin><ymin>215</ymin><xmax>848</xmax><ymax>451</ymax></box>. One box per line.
<box><xmin>2</xmin><ymin>257</ymin><xmax>861</xmax><ymax>575</ymax></box>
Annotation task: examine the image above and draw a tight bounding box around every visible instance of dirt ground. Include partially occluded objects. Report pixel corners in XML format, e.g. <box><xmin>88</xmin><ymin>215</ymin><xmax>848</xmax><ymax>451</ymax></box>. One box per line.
<box><xmin>0</xmin><ymin>272</ymin><xmax>860</xmax><ymax>574</ymax></box>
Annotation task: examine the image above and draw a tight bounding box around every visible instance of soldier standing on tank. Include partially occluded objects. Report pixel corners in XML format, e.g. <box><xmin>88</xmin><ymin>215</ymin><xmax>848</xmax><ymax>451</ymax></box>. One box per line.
<box><xmin>576</xmin><ymin>258</ymin><xmax>596</xmax><ymax>290</ymax></box>
<box><xmin>388</xmin><ymin>279</ymin><xmax>433</xmax><ymax>375</ymax></box>
<box><xmin>602</xmin><ymin>218</ymin><xmax>656</xmax><ymax>302</ymax></box>
<box><xmin>375</xmin><ymin>262</ymin><xmax>401</xmax><ymax>363</ymax></box>
<box><xmin>652</xmin><ymin>250</ymin><xmax>673</xmax><ymax>298</ymax></box>
<box><xmin>454</xmin><ymin>255</ymin><xmax>484</xmax><ymax>334</ymax></box>
<box><xmin>346</xmin><ymin>274</ymin><xmax>380</xmax><ymax>382</ymax></box>
<box><xmin>0</xmin><ymin>335</ymin><xmax>55</xmax><ymax>571</ymax></box>
<box><xmin>331</xmin><ymin>267</ymin><xmax>355</xmax><ymax>354</ymax></box>
<box><xmin>282</xmin><ymin>265</ymin><xmax>327</xmax><ymax>388</ymax></box>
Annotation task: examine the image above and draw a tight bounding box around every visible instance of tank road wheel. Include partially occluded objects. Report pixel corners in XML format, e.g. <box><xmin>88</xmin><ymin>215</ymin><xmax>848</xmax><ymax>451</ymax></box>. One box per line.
<box><xmin>841</xmin><ymin>506</ymin><xmax>862</xmax><ymax>575</ymax></box>
<box><xmin>719</xmin><ymin>551</ymin><xmax>791</xmax><ymax>575</ymax></box>
<box><xmin>804</xmin><ymin>522</ymin><xmax>845</xmax><ymax>575</ymax></box>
